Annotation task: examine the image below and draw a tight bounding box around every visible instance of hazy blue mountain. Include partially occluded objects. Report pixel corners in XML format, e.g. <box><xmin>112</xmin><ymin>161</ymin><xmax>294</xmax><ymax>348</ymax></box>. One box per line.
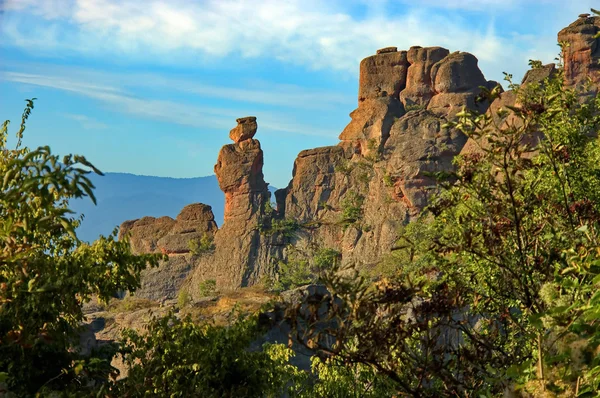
<box><xmin>70</xmin><ymin>172</ymin><xmax>278</xmax><ymax>243</ymax></box>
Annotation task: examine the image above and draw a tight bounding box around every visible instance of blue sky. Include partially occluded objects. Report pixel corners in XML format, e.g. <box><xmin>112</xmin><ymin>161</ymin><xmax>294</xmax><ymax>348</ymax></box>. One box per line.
<box><xmin>0</xmin><ymin>0</ymin><xmax>596</xmax><ymax>188</ymax></box>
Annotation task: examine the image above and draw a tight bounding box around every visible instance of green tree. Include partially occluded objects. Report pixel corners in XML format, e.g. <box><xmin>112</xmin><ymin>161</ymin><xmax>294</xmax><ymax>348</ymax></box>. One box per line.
<box><xmin>0</xmin><ymin>100</ymin><xmax>162</xmax><ymax>396</ymax></box>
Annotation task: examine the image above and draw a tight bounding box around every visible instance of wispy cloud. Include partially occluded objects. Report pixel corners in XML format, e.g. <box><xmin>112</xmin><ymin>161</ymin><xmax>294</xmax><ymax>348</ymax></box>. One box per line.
<box><xmin>0</xmin><ymin>0</ymin><xmax>575</xmax><ymax>83</ymax></box>
<box><xmin>63</xmin><ymin>113</ymin><xmax>108</xmax><ymax>130</ymax></box>
<box><xmin>0</xmin><ymin>69</ymin><xmax>339</xmax><ymax>138</ymax></box>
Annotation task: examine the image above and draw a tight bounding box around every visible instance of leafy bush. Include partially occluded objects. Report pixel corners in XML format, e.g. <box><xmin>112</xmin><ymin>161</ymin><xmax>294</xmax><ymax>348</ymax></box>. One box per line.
<box><xmin>178</xmin><ymin>289</ymin><xmax>191</xmax><ymax>308</ymax></box>
<box><xmin>334</xmin><ymin>159</ymin><xmax>354</xmax><ymax>175</ymax></box>
<box><xmin>339</xmin><ymin>191</ymin><xmax>364</xmax><ymax>226</ymax></box>
<box><xmin>404</xmin><ymin>103</ymin><xmax>425</xmax><ymax>112</ymax></box>
<box><xmin>382</xmin><ymin>173</ymin><xmax>394</xmax><ymax>187</ymax></box>
<box><xmin>259</xmin><ymin>216</ymin><xmax>301</xmax><ymax>238</ymax></box>
<box><xmin>273</xmin><ymin>248</ymin><xmax>341</xmax><ymax>292</ymax></box>
<box><xmin>198</xmin><ymin>279</ymin><xmax>218</xmax><ymax>297</ymax></box>
<box><xmin>188</xmin><ymin>233</ymin><xmax>215</xmax><ymax>255</ymax></box>
<box><xmin>0</xmin><ymin>100</ymin><xmax>162</xmax><ymax>396</ymax></box>
<box><xmin>111</xmin><ymin>313</ymin><xmax>301</xmax><ymax>397</ymax></box>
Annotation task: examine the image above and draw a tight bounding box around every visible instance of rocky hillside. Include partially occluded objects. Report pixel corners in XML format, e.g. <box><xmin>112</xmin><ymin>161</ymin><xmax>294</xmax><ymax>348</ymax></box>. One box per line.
<box><xmin>118</xmin><ymin>15</ymin><xmax>600</xmax><ymax>301</ymax></box>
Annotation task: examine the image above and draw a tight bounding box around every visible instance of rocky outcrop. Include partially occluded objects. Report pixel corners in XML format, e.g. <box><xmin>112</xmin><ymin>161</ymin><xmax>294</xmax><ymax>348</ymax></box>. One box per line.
<box><xmin>427</xmin><ymin>52</ymin><xmax>491</xmax><ymax>118</ymax></box>
<box><xmin>558</xmin><ymin>15</ymin><xmax>600</xmax><ymax>91</ymax></box>
<box><xmin>119</xmin><ymin>203</ymin><xmax>217</xmax><ymax>255</ymax></box>
<box><xmin>119</xmin><ymin>14</ymin><xmax>600</xmax><ymax>300</ymax></box>
<box><xmin>359</xmin><ymin>48</ymin><xmax>409</xmax><ymax>101</ymax></box>
<box><xmin>118</xmin><ymin>204</ymin><xmax>218</xmax><ymax>300</ymax></box>
<box><xmin>189</xmin><ymin>125</ymin><xmax>276</xmax><ymax>290</ymax></box>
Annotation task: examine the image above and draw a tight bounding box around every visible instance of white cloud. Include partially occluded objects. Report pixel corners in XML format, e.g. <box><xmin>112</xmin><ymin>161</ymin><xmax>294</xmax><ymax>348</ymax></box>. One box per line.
<box><xmin>0</xmin><ymin>0</ymin><xmax>576</xmax><ymax>84</ymax></box>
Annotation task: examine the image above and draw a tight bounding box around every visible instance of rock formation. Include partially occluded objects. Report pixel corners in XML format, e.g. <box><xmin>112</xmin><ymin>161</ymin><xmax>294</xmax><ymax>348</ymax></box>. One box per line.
<box><xmin>229</xmin><ymin>116</ymin><xmax>258</xmax><ymax>143</ymax></box>
<box><xmin>118</xmin><ymin>14</ymin><xmax>600</xmax><ymax>300</ymax></box>
<box><xmin>118</xmin><ymin>204</ymin><xmax>217</xmax><ymax>300</ymax></box>
<box><xmin>558</xmin><ymin>15</ymin><xmax>600</xmax><ymax>91</ymax></box>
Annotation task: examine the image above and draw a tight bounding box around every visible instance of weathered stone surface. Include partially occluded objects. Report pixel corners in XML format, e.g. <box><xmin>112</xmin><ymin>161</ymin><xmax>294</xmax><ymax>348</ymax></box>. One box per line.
<box><xmin>430</xmin><ymin>52</ymin><xmax>487</xmax><ymax>94</ymax></box>
<box><xmin>215</xmin><ymin>139</ymin><xmax>268</xmax><ymax>222</ymax></box>
<box><xmin>521</xmin><ymin>63</ymin><xmax>557</xmax><ymax>85</ymax></box>
<box><xmin>118</xmin><ymin>204</ymin><xmax>217</xmax><ymax>299</ymax></box>
<box><xmin>400</xmin><ymin>46</ymin><xmax>450</xmax><ymax>107</ymax></box>
<box><xmin>186</xmin><ymin>120</ymin><xmax>282</xmax><ymax>292</ymax></box>
<box><xmin>359</xmin><ymin>50</ymin><xmax>409</xmax><ymax>101</ymax></box>
<box><xmin>229</xmin><ymin>116</ymin><xmax>258</xmax><ymax>143</ymax></box>
<box><xmin>119</xmin><ymin>16</ymin><xmax>598</xmax><ymax>304</ymax></box>
<box><xmin>338</xmin><ymin>97</ymin><xmax>404</xmax><ymax>156</ymax></box>
<box><xmin>558</xmin><ymin>16</ymin><xmax>600</xmax><ymax>90</ymax></box>
<box><xmin>427</xmin><ymin>89</ymin><xmax>482</xmax><ymax>118</ymax></box>
<box><xmin>283</xmin><ymin>146</ymin><xmax>346</xmax><ymax>223</ymax></box>
<box><xmin>384</xmin><ymin>109</ymin><xmax>467</xmax><ymax>209</ymax></box>
<box><xmin>377</xmin><ymin>46</ymin><xmax>398</xmax><ymax>54</ymax></box>
<box><xmin>119</xmin><ymin>216</ymin><xmax>176</xmax><ymax>254</ymax></box>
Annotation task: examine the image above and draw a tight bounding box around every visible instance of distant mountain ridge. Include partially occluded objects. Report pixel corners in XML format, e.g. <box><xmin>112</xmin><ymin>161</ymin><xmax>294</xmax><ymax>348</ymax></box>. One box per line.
<box><xmin>70</xmin><ymin>172</ymin><xmax>238</xmax><ymax>243</ymax></box>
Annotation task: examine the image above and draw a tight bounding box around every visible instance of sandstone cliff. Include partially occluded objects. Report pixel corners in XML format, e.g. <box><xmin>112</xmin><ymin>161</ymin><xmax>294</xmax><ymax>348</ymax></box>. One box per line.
<box><xmin>118</xmin><ymin>15</ymin><xmax>600</xmax><ymax>300</ymax></box>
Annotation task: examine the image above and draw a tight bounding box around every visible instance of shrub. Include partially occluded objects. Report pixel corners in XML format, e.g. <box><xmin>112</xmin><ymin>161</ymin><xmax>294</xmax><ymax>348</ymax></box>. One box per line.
<box><xmin>382</xmin><ymin>173</ymin><xmax>394</xmax><ymax>187</ymax></box>
<box><xmin>334</xmin><ymin>159</ymin><xmax>354</xmax><ymax>175</ymax></box>
<box><xmin>0</xmin><ymin>100</ymin><xmax>162</xmax><ymax>396</ymax></box>
<box><xmin>273</xmin><ymin>248</ymin><xmax>341</xmax><ymax>292</ymax></box>
<box><xmin>178</xmin><ymin>289</ymin><xmax>191</xmax><ymax>308</ymax></box>
<box><xmin>111</xmin><ymin>313</ymin><xmax>302</xmax><ymax>397</ymax></box>
<box><xmin>259</xmin><ymin>217</ymin><xmax>300</xmax><ymax>238</ymax></box>
<box><xmin>339</xmin><ymin>191</ymin><xmax>364</xmax><ymax>226</ymax></box>
<box><xmin>188</xmin><ymin>233</ymin><xmax>215</xmax><ymax>256</ymax></box>
<box><xmin>198</xmin><ymin>279</ymin><xmax>217</xmax><ymax>297</ymax></box>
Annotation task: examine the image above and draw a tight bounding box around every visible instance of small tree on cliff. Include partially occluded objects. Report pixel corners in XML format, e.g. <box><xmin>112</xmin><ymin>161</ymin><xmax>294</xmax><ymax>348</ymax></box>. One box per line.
<box><xmin>0</xmin><ymin>100</ymin><xmax>162</xmax><ymax>396</ymax></box>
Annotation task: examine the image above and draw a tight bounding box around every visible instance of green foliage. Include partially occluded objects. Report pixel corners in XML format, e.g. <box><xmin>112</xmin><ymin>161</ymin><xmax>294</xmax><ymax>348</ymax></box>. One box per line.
<box><xmin>364</xmin><ymin>139</ymin><xmax>382</xmax><ymax>163</ymax></box>
<box><xmin>382</xmin><ymin>173</ymin><xmax>394</xmax><ymax>187</ymax></box>
<box><xmin>178</xmin><ymin>289</ymin><xmax>191</xmax><ymax>308</ymax></box>
<box><xmin>198</xmin><ymin>279</ymin><xmax>217</xmax><ymax>297</ymax></box>
<box><xmin>0</xmin><ymin>100</ymin><xmax>162</xmax><ymax>396</ymax></box>
<box><xmin>404</xmin><ymin>103</ymin><xmax>425</xmax><ymax>112</ymax></box>
<box><xmin>259</xmin><ymin>202</ymin><xmax>303</xmax><ymax>238</ymax></box>
<box><xmin>188</xmin><ymin>233</ymin><xmax>215</xmax><ymax>256</ymax></box>
<box><xmin>334</xmin><ymin>159</ymin><xmax>354</xmax><ymax>175</ymax></box>
<box><xmin>112</xmin><ymin>313</ymin><xmax>300</xmax><ymax>397</ymax></box>
<box><xmin>339</xmin><ymin>191</ymin><xmax>364</xmax><ymax>227</ymax></box>
<box><xmin>528</xmin><ymin>59</ymin><xmax>543</xmax><ymax>69</ymax></box>
<box><xmin>264</xmin><ymin>218</ymin><xmax>301</xmax><ymax>238</ymax></box>
<box><xmin>303</xmin><ymin>356</ymin><xmax>396</xmax><ymax>398</ymax></box>
<box><xmin>273</xmin><ymin>248</ymin><xmax>341</xmax><ymax>292</ymax></box>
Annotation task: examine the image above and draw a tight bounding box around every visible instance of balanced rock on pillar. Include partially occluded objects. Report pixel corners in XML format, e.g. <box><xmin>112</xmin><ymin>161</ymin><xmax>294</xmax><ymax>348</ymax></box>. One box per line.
<box><xmin>229</xmin><ymin>116</ymin><xmax>258</xmax><ymax>143</ymax></box>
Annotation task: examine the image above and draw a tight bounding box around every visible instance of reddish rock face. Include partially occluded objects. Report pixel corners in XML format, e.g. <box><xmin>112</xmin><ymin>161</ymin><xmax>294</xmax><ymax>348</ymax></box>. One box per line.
<box><xmin>283</xmin><ymin>146</ymin><xmax>346</xmax><ymax>222</ymax></box>
<box><xmin>359</xmin><ymin>50</ymin><xmax>409</xmax><ymax>102</ymax></box>
<box><xmin>400</xmin><ymin>46</ymin><xmax>449</xmax><ymax>106</ymax></box>
<box><xmin>215</xmin><ymin>139</ymin><xmax>268</xmax><ymax>222</ymax></box>
<box><xmin>430</xmin><ymin>52</ymin><xmax>487</xmax><ymax>94</ymax></box>
<box><xmin>558</xmin><ymin>16</ymin><xmax>600</xmax><ymax>90</ymax></box>
<box><xmin>338</xmin><ymin>97</ymin><xmax>404</xmax><ymax>156</ymax></box>
<box><xmin>229</xmin><ymin>116</ymin><xmax>258</xmax><ymax>143</ymax></box>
